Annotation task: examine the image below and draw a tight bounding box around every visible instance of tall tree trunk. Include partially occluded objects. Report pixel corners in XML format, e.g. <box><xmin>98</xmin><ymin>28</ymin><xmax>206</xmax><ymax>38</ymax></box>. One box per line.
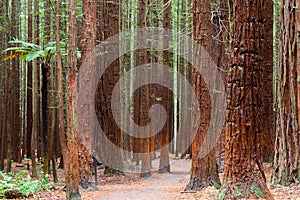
<box><xmin>159</xmin><ymin>0</ymin><xmax>171</xmax><ymax>174</ymax></box>
<box><xmin>42</xmin><ymin>0</ymin><xmax>51</xmax><ymax>174</ymax></box>
<box><xmin>271</xmin><ymin>0</ymin><xmax>299</xmax><ymax>186</ymax></box>
<box><xmin>31</xmin><ymin>59</ymin><xmax>38</xmax><ymax>178</ymax></box>
<box><xmin>260</xmin><ymin>0</ymin><xmax>275</xmax><ymax>163</ymax></box>
<box><xmin>185</xmin><ymin>0</ymin><xmax>221</xmax><ymax>191</ymax></box>
<box><xmin>11</xmin><ymin>0</ymin><xmax>21</xmax><ymax>163</ymax></box>
<box><xmin>26</xmin><ymin>0</ymin><xmax>33</xmax><ymax>159</ymax></box>
<box><xmin>223</xmin><ymin>0</ymin><xmax>273</xmax><ymax>198</ymax></box>
<box><xmin>212</xmin><ymin>0</ymin><xmax>230</xmax><ymax>173</ymax></box>
<box><xmin>59</xmin><ymin>0</ymin><xmax>82</xmax><ymax>198</ymax></box>
<box><xmin>0</xmin><ymin>0</ymin><xmax>7</xmax><ymax>170</ymax></box>
<box><xmin>95</xmin><ymin>0</ymin><xmax>123</xmax><ymax>174</ymax></box>
<box><xmin>55</xmin><ymin>0</ymin><xmax>64</xmax><ymax>186</ymax></box>
<box><xmin>78</xmin><ymin>0</ymin><xmax>96</xmax><ymax>189</ymax></box>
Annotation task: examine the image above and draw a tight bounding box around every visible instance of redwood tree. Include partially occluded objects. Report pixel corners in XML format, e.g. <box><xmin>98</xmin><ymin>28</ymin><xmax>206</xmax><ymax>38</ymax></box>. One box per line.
<box><xmin>78</xmin><ymin>0</ymin><xmax>96</xmax><ymax>189</ymax></box>
<box><xmin>59</xmin><ymin>0</ymin><xmax>81</xmax><ymax>198</ymax></box>
<box><xmin>223</xmin><ymin>0</ymin><xmax>274</xmax><ymax>198</ymax></box>
<box><xmin>272</xmin><ymin>0</ymin><xmax>299</xmax><ymax>185</ymax></box>
<box><xmin>185</xmin><ymin>0</ymin><xmax>221</xmax><ymax>191</ymax></box>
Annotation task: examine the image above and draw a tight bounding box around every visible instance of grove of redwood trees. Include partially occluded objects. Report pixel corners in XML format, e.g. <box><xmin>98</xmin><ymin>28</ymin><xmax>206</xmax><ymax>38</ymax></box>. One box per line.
<box><xmin>0</xmin><ymin>0</ymin><xmax>300</xmax><ymax>199</ymax></box>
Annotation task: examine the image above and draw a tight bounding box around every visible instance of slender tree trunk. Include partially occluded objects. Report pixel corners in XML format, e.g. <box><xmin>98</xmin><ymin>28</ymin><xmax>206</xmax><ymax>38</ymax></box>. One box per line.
<box><xmin>42</xmin><ymin>0</ymin><xmax>51</xmax><ymax>174</ymax></box>
<box><xmin>0</xmin><ymin>0</ymin><xmax>7</xmax><ymax>170</ymax></box>
<box><xmin>59</xmin><ymin>0</ymin><xmax>82</xmax><ymax>199</ymax></box>
<box><xmin>55</xmin><ymin>0</ymin><xmax>64</xmax><ymax>185</ymax></box>
<box><xmin>11</xmin><ymin>0</ymin><xmax>21</xmax><ymax>163</ymax></box>
<box><xmin>31</xmin><ymin>60</ymin><xmax>38</xmax><ymax>178</ymax></box>
<box><xmin>159</xmin><ymin>0</ymin><xmax>171</xmax><ymax>174</ymax></box>
<box><xmin>26</xmin><ymin>0</ymin><xmax>33</xmax><ymax>159</ymax></box>
<box><xmin>223</xmin><ymin>0</ymin><xmax>273</xmax><ymax>198</ymax></box>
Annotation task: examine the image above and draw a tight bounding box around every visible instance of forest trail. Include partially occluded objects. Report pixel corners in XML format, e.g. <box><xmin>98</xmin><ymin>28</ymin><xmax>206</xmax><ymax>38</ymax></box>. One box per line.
<box><xmin>81</xmin><ymin>159</ymin><xmax>199</xmax><ymax>200</ymax></box>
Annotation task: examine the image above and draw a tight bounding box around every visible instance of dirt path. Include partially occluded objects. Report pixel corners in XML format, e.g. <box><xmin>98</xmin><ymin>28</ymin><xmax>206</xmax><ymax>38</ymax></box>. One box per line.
<box><xmin>81</xmin><ymin>159</ymin><xmax>195</xmax><ymax>200</ymax></box>
<box><xmin>80</xmin><ymin>160</ymin><xmax>300</xmax><ymax>200</ymax></box>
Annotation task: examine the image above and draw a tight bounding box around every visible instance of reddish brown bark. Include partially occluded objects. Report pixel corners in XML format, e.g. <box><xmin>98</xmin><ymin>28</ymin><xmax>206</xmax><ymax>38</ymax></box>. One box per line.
<box><xmin>59</xmin><ymin>0</ymin><xmax>81</xmax><ymax>198</ymax></box>
<box><xmin>78</xmin><ymin>0</ymin><xmax>96</xmax><ymax>189</ymax></box>
<box><xmin>158</xmin><ymin>0</ymin><xmax>172</xmax><ymax>174</ymax></box>
<box><xmin>95</xmin><ymin>0</ymin><xmax>123</xmax><ymax>174</ymax></box>
<box><xmin>223</xmin><ymin>0</ymin><xmax>273</xmax><ymax>198</ymax></box>
<box><xmin>272</xmin><ymin>0</ymin><xmax>299</xmax><ymax>186</ymax></box>
<box><xmin>185</xmin><ymin>0</ymin><xmax>221</xmax><ymax>191</ymax></box>
<box><xmin>260</xmin><ymin>0</ymin><xmax>275</xmax><ymax>163</ymax></box>
<box><xmin>26</xmin><ymin>0</ymin><xmax>33</xmax><ymax>160</ymax></box>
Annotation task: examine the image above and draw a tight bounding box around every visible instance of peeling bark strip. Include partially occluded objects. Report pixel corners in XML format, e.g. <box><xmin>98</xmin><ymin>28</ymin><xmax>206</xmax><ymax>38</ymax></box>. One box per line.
<box><xmin>272</xmin><ymin>0</ymin><xmax>299</xmax><ymax>186</ymax></box>
<box><xmin>223</xmin><ymin>0</ymin><xmax>273</xmax><ymax>198</ymax></box>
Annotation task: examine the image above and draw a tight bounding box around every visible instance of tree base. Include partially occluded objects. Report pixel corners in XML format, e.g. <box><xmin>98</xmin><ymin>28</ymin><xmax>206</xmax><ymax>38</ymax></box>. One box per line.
<box><xmin>159</xmin><ymin>165</ymin><xmax>170</xmax><ymax>174</ymax></box>
<box><xmin>140</xmin><ymin>171</ymin><xmax>151</xmax><ymax>178</ymax></box>
<box><xmin>104</xmin><ymin>167</ymin><xmax>124</xmax><ymax>175</ymax></box>
<box><xmin>185</xmin><ymin>176</ymin><xmax>221</xmax><ymax>191</ymax></box>
<box><xmin>218</xmin><ymin>181</ymin><xmax>274</xmax><ymax>200</ymax></box>
<box><xmin>67</xmin><ymin>192</ymin><xmax>81</xmax><ymax>200</ymax></box>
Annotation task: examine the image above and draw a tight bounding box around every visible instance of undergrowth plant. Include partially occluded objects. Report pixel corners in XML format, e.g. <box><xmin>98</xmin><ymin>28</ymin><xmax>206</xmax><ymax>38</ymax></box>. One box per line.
<box><xmin>0</xmin><ymin>170</ymin><xmax>50</xmax><ymax>198</ymax></box>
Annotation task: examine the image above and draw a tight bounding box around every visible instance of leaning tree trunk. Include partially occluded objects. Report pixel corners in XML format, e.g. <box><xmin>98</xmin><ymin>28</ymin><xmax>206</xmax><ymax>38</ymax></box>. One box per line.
<box><xmin>271</xmin><ymin>0</ymin><xmax>299</xmax><ymax>186</ymax></box>
<box><xmin>222</xmin><ymin>0</ymin><xmax>274</xmax><ymax>198</ymax></box>
<box><xmin>185</xmin><ymin>0</ymin><xmax>221</xmax><ymax>191</ymax></box>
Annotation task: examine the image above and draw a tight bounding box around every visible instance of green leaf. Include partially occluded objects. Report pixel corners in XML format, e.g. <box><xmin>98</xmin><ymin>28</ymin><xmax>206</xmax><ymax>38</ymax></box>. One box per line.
<box><xmin>26</xmin><ymin>50</ymin><xmax>45</xmax><ymax>61</ymax></box>
<box><xmin>2</xmin><ymin>47</ymin><xmax>32</xmax><ymax>53</ymax></box>
<box><xmin>155</xmin><ymin>97</ymin><xmax>163</xmax><ymax>101</ymax></box>
<box><xmin>9</xmin><ymin>39</ymin><xmax>40</xmax><ymax>49</ymax></box>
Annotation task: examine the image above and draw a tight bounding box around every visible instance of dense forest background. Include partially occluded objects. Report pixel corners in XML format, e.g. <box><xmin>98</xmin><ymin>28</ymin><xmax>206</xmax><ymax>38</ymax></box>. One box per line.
<box><xmin>0</xmin><ymin>0</ymin><xmax>299</xmax><ymax>199</ymax></box>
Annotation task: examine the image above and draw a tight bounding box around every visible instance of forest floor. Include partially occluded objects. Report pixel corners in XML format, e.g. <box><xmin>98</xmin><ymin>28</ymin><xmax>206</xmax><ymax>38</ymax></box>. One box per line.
<box><xmin>8</xmin><ymin>156</ymin><xmax>300</xmax><ymax>199</ymax></box>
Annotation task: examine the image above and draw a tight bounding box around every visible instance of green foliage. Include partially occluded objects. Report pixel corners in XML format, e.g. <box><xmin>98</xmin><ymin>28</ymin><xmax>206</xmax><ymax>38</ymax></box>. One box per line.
<box><xmin>212</xmin><ymin>180</ymin><xmax>221</xmax><ymax>189</ymax></box>
<box><xmin>251</xmin><ymin>185</ymin><xmax>263</xmax><ymax>198</ymax></box>
<box><xmin>23</xmin><ymin>158</ymin><xmax>31</xmax><ymax>161</ymax></box>
<box><xmin>155</xmin><ymin>96</ymin><xmax>163</xmax><ymax>101</ymax></box>
<box><xmin>232</xmin><ymin>185</ymin><xmax>242</xmax><ymax>198</ymax></box>
<box><xmin>2</xmin><ymin>39</ymin><xmax>79</xmax><ymax>62</ymax></box>
<box><xmin>216</xmin><ymin>185</ymin><xmax>227</xmax><ymax>200</ymax></box>
<box><xmin>0</xmin><ymin>170</ymin><xmax>50</xmax><ymax>198</ymax></box>
<box><xmin>210</xmin><ymin>2</ymin><xmax>218</xmax><ymax>9</ymax></box>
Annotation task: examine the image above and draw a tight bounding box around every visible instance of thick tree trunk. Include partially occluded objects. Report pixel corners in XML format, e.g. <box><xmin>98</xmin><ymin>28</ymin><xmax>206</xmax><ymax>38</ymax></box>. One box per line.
<box><xmin>223</xmin><ymin>0</ymin><xmax>273</xmax><ymax>198</ymax></box>
<box><xmin>185</xmin><ymin>0</ymin><xmax>221</xmax><ymax>191</ymax></box>
<box><xmin>94</xmin><ymin>0</ymin><xmax>123</xmax><ymax>174</ymax></box>
<box><xmin>272</xmin><ymin>0</ymin><xmax>299</xmax><ymax>186</ymax></box>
